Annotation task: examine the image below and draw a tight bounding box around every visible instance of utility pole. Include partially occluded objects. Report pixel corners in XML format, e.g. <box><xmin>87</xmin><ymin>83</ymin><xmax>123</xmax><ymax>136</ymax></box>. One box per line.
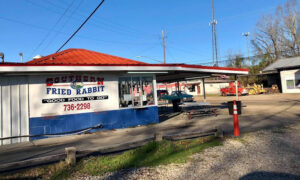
<box><xmin>209</xmin><ymin>0</ymin><xmax>218</xmax><ymax>66</ymax></box>
<box><xmin>162</xmin><ymin>29</ymin><xmax>166</xmax><ymax>64</ymax></box>
<box><xmin>242</xmin><ymin>32</ymin><xmax>250</xmax><ymax>66</ymax></box>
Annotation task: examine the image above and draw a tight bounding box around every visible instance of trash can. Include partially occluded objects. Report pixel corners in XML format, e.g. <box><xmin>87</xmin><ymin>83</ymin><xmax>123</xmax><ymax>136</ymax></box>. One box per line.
<box><xmin>172</xmin><ymin>99</ymin><xmax>181</xmax><ymax>112</ymax></box>
<box><xmin>228</xmin><ymin>101</ymin><xmax>242</xmax><ymax>115</ymax></box>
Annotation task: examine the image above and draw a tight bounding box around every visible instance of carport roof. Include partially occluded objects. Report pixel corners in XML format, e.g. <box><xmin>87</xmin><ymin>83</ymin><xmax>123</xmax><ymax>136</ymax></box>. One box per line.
<box><xmin>0</xmin><ymin>48</ymin><xmax>248</xmax><ymax>82</ymax></box>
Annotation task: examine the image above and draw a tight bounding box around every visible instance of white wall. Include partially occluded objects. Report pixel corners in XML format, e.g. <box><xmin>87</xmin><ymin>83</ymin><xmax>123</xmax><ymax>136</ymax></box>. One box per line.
<box><xmin>0</xmin><ymin>72</ymin><xmax>158</xmax><ymax>145</ymax></box>
<box><xmin>28</xmin><ymin>73</ymin><xmax>119</xmax><ymax>118</ymax></box>
<box><xmin>205</xmin><ymin>83</ymin><xmax>229</xmax><ymax>94</ymax></box>
<box><xmin>0</xmin><ymin>76</ymin><xmax>29</xmax><ymax>145</ymax></box>
<box><xmin>280</xmin><ymin>69</ymin><xmax>300</xmax><ymax>93</ymax></box>
<box><xmin>185</xmin><ymin>80</ymin><xmax>229</xmax><ymax>95</ymax></box>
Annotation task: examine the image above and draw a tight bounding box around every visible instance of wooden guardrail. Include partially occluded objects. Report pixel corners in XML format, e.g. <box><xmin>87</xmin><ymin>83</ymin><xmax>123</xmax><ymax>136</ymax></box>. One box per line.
<box><xmin>0</xmin><ymin>128</ymin><xmax>222</xmax><ymax>173</ymax></box>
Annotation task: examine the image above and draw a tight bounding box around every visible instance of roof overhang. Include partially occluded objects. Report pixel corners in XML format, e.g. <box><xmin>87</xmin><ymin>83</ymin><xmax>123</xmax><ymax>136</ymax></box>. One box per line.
<box><xmin>0</xmin><ymin>64</ymin><xmax>248</xmax><ymax>73</ymax></box>
<box><xmin>0</xmin><ymin>64</ymin><xmax>248</xmax><ymax>82</ymax></box>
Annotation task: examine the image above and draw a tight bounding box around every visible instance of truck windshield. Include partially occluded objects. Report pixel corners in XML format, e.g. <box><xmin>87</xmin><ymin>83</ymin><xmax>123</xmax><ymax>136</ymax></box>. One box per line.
<box><xmin>179</xmin><ymin>91</ymin><xmax>187</xmax><ymax>95</ymax></box>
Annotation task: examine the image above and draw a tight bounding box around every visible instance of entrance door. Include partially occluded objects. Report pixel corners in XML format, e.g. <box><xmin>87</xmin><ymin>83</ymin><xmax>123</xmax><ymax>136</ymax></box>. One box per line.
<box><xmin>197</xmin><ymin>85</ymin><xmax>201</xmax><ymax>95</ymax></box>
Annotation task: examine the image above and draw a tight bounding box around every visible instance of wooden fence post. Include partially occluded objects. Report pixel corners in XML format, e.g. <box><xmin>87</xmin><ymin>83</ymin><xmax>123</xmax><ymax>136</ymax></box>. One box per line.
<box><xmin>65</xmin><ymin>147</ymin><xmax>76</xmax><ymax>165</ymax></box>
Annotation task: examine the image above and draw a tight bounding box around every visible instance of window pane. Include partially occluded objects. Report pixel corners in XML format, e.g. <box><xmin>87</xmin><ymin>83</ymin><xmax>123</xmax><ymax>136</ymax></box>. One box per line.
<box><xmin>142</xmin><ymin>76</ymin><xmax>154</xmax><ymax>106</ymax></box>
<box><xmin>286</xmin><ymin>80</ymin><xmax>295</xmax><ymax>89</ymax></box>
<box><xmin>119</xmin><ymin>77</ymin><xmax>132</xmax><ymax>107</ymax></box>
<box><xmin>296</xmin><ymin>79</ymin><xmax>300</xmax><ymax>89</ymax></box>
<box><xmin>180</xmin><ymin>91</ymin><xmax>187</xmax><ymax>95</ymax></box>
<box><xmin>132</xmin><ymin>77</ymin><xmax>142</xmax><ymax>107</ymax></box>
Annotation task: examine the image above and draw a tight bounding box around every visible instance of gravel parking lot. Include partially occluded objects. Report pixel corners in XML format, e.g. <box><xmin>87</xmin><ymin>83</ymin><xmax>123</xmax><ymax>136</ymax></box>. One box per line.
<box><xmin>1</xmin><ymin>94</ymin><xmax>300</xmax><ymax>179</ymax></box>
<box><xmin>97</xmin><ymin>124</ymin><xmax>300</xmax><ymax>180</ymax></box>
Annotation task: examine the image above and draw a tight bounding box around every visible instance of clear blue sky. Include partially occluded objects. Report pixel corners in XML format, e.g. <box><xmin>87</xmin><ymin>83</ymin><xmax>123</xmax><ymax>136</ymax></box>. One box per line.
<box><xmin>0</xmin><ymin>0</ymin><xmax>287</xmax><ymax>64</ymax></box>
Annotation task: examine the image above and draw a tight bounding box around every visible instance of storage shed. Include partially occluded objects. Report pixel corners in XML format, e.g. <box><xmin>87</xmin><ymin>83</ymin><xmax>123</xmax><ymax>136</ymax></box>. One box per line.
<box><xmin>263</xmin><ymin>56</ymin><xmax>300</xmax><ymax>93</ymax></box>
<box><xmin>0</xmin><ymin>48</ymin><xmax>248</xmax><ymax>145</ymax></box>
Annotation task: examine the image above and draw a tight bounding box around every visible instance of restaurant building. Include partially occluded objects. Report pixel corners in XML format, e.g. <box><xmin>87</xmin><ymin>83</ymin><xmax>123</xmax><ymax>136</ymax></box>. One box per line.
<box><xmin>0</xmin><ymin>48</ymin><xmax>248</xmax><ymax>145</ymax></box>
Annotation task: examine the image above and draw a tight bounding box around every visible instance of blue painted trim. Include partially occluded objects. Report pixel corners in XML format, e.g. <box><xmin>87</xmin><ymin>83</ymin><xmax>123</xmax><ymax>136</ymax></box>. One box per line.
<box><xmin>29</xmin><ymin>106</ymin><xmax>158</xmax><ymax>140</ymax></box>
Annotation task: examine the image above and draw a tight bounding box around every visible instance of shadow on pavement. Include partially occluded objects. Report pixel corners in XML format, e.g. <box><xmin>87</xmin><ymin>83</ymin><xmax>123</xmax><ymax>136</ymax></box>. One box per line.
<box><xmin>239</xmin><ymin>171</ymin><xmax>300</xmax><ymax>180</ymax></box>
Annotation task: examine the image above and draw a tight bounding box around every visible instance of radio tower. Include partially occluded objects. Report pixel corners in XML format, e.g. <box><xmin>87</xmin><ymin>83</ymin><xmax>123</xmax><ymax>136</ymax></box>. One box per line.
<box><xmin>209</xmin><ymin>0</ymin><xmax>218</xmax><ymax>66</ymax></box>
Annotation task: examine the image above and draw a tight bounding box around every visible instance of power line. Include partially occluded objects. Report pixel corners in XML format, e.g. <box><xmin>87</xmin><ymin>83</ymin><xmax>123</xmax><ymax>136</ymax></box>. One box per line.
<box><xmin>0</xmin><ymin>16</ymin><xmax>156</xmax><ymax>46</ymax></box>
<box><xmin>26</xmin><ymin>0</ymin><xmax>156</xmax><ymax>41</ymax></box>
<box><xmin>130</xmin><ymin>43</ymin><xmax>161</xmax><ymax>59</ymax></box>
<box><xmin>56</xmin><ymin>0</ymin><xmax>106</xmax><ymax>52</ymax></box>
<box><xmin>42</xmin><ymin>0</ymin><xmax>85</xmax><ymax>51</ymax></box>
<box><xmin>29</xmin><ymin>0</ymin><xmax>75</xmax><ymax>57</ymax></box>
<box><xmin>0</xmin><ymin>16</ymin><xmax>157</xmax><ymax>61</ymax></box>
<box><xmin>44</xmin><ymin>0</ymin><xmax>67</xmax><ymax>10</ymax></box>
<box><xmin>195</xmin><ymin>49</ymin><xmax>300</xmax><ymax>66</ymax></box>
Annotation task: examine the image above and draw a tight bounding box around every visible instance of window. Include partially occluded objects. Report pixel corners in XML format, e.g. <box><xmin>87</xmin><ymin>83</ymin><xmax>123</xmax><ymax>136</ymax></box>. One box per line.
<box><xmin>119</xmin><ymin>77</ymin><xmax>133</xmax><ymax>107</ymax></box>
<box><xmin>142</xmin><ymin>76</ymin><xmax>154</xmax><ymax>106</ymax></box>
<box><xmin>180</xmin><ymin>91</ymin><xmax>187</xmax><ymax>95</ymax></box>
<box><xmin>119</xmin><ymin>76</ymin><xmax>154</xmax><ymax>108</ymax></box>
<box><xmin>187</xmin><ymin>85</ymin><xmax>195</xmax><ymax>92</ymax></box>
<box><xmin>296</xmin><ymin>79</ymin><xmax>300</xmax><ymax>89</ymax></box>
<box><xmin>286</xmin><ymin>80</ymin><xmax>295</xmax><ymax>89</ymax></box>
<box><xmin>132</xmin><ymin>77</ymin><xmax>141</xmax><ymax>107</ymax></box>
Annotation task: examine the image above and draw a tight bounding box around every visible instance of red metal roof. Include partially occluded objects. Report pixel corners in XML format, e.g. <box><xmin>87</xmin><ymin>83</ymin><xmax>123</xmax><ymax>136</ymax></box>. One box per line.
<box><xmin>26</xmin><ymin>48</ymin><xmax>147</xmax><ymax>65</ymax></box>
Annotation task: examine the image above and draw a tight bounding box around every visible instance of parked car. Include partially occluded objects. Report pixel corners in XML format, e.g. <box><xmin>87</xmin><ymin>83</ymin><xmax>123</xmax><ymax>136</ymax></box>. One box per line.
<box><xmin>157</xmin><ymin>90</ymin><xmax>169</xmax><ymax>100</ymax></box>
<box><xmin>220</xmin><ymin>82</ymin><xmax>248</xmax><ymax>96</ymax></box>
<box><xmin>162</xmin><ymin>91</ymin><xmax>194</xmax><ymax>103</ymax></box>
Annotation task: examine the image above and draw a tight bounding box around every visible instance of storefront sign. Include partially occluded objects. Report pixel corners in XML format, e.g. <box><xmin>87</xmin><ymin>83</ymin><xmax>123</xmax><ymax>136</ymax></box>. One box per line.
<box><xmin>29</xmin><ymin>74</ymin><xmax>118</xmax><ymax>118</ymax></box>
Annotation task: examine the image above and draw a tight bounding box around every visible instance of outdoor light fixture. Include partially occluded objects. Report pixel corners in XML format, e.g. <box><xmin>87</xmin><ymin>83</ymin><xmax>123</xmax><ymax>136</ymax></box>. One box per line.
<box><xmin>0</xmin><ymin>52</ymin><xmax>4</xmax><ymax>63</ymax></box>
<box><xmin>19</xmin><ymin>52</ymin><xmax>23</xmax><ymax>63</ymax></box>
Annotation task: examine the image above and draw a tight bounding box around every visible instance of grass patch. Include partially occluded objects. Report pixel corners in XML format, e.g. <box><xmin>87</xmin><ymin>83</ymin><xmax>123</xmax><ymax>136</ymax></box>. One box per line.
<box><xmin>1</xmin><ymin>137</ymin><xmax>222</xmax><ymax>179</ymax></box>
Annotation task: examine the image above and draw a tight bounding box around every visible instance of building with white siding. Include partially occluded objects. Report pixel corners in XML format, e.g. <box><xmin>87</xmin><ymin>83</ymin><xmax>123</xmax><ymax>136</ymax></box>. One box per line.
<box><xmin>263</xmin><ymin>56</ymin><xmax>300</xmax><ymax>93</ymax></box>
<box><xmin>0</xmin><ymin>48</ymin><xmax>248</xmax><ymax>145</ymax></box>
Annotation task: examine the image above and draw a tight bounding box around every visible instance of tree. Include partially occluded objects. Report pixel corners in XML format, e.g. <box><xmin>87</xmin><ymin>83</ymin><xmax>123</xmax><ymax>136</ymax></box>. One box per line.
<box><xmin>226</xmin><ymin>50</ymin><xmax>245</xmax><ymax>68</ymax></box>
<box><xmin>251</xmin><ymin>0</ymin><xmax>300</xmax><ymax>65</ymax></box>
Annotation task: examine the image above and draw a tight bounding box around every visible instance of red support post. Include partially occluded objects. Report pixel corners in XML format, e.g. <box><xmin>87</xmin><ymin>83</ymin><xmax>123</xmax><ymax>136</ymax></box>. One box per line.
<box><xmin>233</xmin><ymin>100</ymin><xmax>240</xmax><ymax>136</ymax></box>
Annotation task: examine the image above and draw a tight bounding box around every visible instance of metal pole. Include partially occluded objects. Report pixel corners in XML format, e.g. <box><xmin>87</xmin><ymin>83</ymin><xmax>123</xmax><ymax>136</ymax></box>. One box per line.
<box><xmin>243</xmin><ymin>32</ymin><xmax>250</xmax><ymax>66</ymax></box>
<box><xmin>162</xmin><ymin>29</ymin><xmax>166</xmax><ymax>64</ymax></box>
<box><xmin>246</xmin><ymin>35</ymin><xmax>250</xmax><ymax>66</ymax></box>
<box><xmin>235</xmin><ymin>75</ymin><xmax>239</xmax><ymax>101</ymax></box>
<box><xmin>202</xmin><ymin>78</ymin><xmax>206</xmax><ymax>102</ymax></box>
<box><xmin>210</xmin><ymin>0</ymin><xmax>218</xmax><ymax>66</ymax></box>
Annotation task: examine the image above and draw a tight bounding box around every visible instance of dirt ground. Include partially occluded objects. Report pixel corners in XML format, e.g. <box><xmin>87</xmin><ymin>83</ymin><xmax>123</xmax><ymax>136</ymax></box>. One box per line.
<box><xmin>92</xmin><ymin>94</ymin><xmax>300</xmax><ymax>180</ymax></box>
<box><xmin>159</xmin><ymin>93</ymin><xmax>300</xmax><ymax>135</ymax></box>
<box><xmin>91</xmin><ymin>124</ymin><xmax>300</xmax><ymax>180</ymax></box>
<box><xmin>1</xmin><ymin>94</ymin><xmax>300</xmax><ymax>175</ymax></box>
